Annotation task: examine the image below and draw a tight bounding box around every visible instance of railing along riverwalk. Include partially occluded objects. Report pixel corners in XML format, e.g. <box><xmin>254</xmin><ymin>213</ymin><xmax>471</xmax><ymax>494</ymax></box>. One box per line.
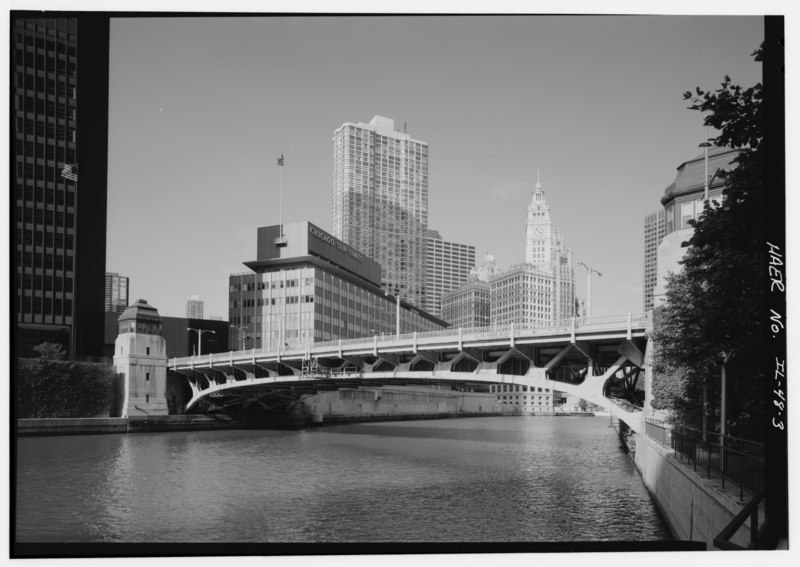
<box><xmin>644</xmin><ymin>420</ymin><xmax>765</xmax><ymax>501</ymax></box>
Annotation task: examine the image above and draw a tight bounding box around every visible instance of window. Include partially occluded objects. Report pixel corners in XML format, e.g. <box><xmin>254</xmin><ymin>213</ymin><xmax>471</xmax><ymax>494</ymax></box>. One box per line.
<box><xmin>146</xmin><ymin>372</ymin><xmax>150</xmax><ymax>381</ymax></box>
<box><xmin>680</xmin><ymin>201</ymin><xmax>694</xmax><ymax>229</ymax></box>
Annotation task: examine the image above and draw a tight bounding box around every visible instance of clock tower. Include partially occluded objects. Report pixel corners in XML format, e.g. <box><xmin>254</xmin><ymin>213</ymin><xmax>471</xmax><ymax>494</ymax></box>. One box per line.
<box><xmin>525</xmin><ymin>175</ymin><xmax>553</xmax><ymax>266</ymax></box>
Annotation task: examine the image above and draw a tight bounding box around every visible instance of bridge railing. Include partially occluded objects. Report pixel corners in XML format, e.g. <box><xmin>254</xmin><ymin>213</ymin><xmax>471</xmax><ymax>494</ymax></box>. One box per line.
<box><xmin>170</xmin><ymin>312</ymin><xmax>649</xmax><ymax>368</ymax></box>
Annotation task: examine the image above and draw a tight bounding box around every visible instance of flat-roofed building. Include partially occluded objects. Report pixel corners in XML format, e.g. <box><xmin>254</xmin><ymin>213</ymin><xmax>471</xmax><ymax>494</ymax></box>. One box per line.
<box><xmin>441</xmin><ymin>279</ymin><xmax>490</xmax><ymax>329</ymax></box>
<box><xmin>13</xmin><ymin>16</ymin><xmax>110</xmax><ymax>358</ymax></box>
<box><xmin>104</xmin><ymin>272</ymin><xmax>129</xmax><ymax>313</ymax></box>
<box><xmin>332</xmin><ymin>116</ymin><xmax>429</xmax><ymax>308</ymax></box>
<box><xmin>643</xmin><ymin>209</ymin><xmax>665</xmax><ymax>311</ymax></box>
<box><xmin>425</xmin><ymin>229</ymin><xmax>475</xmax><ymax>317</ymax></box>
<box><xmin>229</xmin><ymin>221</ymin><xmax>448</xmax><ymax>350</ymax></box>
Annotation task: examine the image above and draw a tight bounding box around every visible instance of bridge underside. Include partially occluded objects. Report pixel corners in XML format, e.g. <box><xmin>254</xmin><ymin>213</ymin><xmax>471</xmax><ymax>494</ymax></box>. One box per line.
<box><xmin>172</xmin><ymin>335</ymin><xmax>646</xmax><ymax>431</ymax></box>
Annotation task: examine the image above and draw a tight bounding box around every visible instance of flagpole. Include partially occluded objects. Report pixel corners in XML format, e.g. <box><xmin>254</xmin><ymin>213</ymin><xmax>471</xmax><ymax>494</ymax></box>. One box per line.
<box><xmin>279</xmin><ymin>154</ymin><xmax>284</xmax><ymax>238</ymax></box>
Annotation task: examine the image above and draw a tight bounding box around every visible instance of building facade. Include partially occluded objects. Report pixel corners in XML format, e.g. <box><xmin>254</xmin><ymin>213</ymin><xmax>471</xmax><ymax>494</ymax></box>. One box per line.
<box><xmin>104</xmin><ymin>272</ymin><xmax>129</xmax><ymax>313</ymax></box>
<box><xmin>652</xmin><ymin>146</ymin><xmax>738</xmax><ymax>306</ymax></box>
<box><xmin>13</xmin><ymin>16</ymin><xmax>110</xmax><ymax>358</ymax></box>
<box><xmin>523</xmin><ymin>179</ymin><xmax>575</xmax><ymax>323</ymax></box>
<box><xmin>440</xmin><ymin>279</ymin><xmax>491</xmax><ymax>329</ymax></box>
<box><xmin>643</xmin><ymin>209</ymin><xmax>665</xmax><ymax>311</ymax></box>
<box><xmin>424</xmin><ymin>229</ymin><xmax>476</xmax><ymax>317</ymax></box>
<box><xmin>185</xmin><ymin>295</ymin><xmax>204</xmax><ymax>319</ymax></box>
<box><xmin>488</xmin><ymin>383</ymin><xmax>567</xmax><ymax>414</ymax></box>
<box><xmin>229</xmin><ymin>221</ymin><xmax>448</xmax><ymax>350</ymax></box>
<box><xmin>488</xmin><ymin>180</ymin><xmax>575</xmax><ymax>328</ymax></box>
<box><xmin>332</xmin><ymin>116</ymin><xmax>429</xmax><ymax>308</ymax></box>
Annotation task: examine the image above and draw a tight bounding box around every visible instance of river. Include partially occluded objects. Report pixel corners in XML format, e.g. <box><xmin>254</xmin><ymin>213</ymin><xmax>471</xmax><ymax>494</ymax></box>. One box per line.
<box><xmin>15</xmin><ymin>416</ymin><xmax>670</xmax><ymax>543</ymax></box>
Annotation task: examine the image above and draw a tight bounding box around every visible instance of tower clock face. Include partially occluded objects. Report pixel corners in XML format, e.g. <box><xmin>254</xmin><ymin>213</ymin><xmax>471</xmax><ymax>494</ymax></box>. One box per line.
<box><xmin>534</xmin><ymin>227</ymin><xmax>544</xmax><ymax>236</ymax></box>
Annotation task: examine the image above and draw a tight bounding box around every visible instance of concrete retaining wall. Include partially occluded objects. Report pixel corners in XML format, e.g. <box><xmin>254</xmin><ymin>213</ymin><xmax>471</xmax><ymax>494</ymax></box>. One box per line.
<box><xmin>16</xmin><ymin>415</ymin><xmax>300</xmax><ymax>436</ymax></box>
<box><xmin>634</xmin><ymin>434</ymin><xmax>751</xmax><ymax>549</ymax></box>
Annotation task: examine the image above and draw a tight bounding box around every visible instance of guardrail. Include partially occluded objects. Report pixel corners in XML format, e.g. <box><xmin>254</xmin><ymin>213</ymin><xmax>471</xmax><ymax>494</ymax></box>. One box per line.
<box><xmin>644</xmin><ymin>418</ymin><xmax>672</xmax><ymax>446</ymax></box>
<box><xmin>170</xmin><ymin>312</ymin><xmax>649</xmax><ymax>369</ymax></box>
<box><xmin>671</xmin><ymin>425</ymin><xmax>765</xmax><ymax>500</ymax></box>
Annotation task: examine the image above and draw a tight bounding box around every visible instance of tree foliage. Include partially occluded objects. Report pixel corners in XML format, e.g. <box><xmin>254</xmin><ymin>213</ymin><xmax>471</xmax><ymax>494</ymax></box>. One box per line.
<box><xmin>652</xmin><ymin>47</ymin><xmax>766</xmax><ymax>440</ymax></box>
<box><xmin>16</xmin><ymin>360</ymin><xmax>116</xmax><ymax>418</ymax></box>
<box><xmin>32</xmin><ymin>342</ymin><xmax>67</xmax><ymax>360</ymax></box>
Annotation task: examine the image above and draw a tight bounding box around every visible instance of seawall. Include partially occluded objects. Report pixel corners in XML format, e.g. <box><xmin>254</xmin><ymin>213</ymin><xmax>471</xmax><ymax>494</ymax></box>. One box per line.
<box><xmin>16</xmin><ymin>414</ymin><xmax>302</xmax><ymax>436</ymax></box>
<box><xmin>633</xmin><ymin>433</ymin><xmax>753</xmax><ymax>549</ymax></box>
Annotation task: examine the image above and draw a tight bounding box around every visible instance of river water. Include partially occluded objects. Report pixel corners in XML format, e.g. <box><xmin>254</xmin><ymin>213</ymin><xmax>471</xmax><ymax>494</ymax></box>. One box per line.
<box><xmin>15</xmin><ymin>416</ymin><xmax>670</xmax><ymax>543</ymax></box>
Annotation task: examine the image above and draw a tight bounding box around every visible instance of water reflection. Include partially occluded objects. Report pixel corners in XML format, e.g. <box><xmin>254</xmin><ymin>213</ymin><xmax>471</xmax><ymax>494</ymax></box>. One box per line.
<box><xmin>16</xmin><ymin>417</ymin><xmax>670</xmax><ymax>543</ymax></box>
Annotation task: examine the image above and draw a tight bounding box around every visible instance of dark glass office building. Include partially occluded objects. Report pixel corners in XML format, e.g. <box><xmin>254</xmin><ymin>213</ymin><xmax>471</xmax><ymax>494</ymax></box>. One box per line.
<box><xmin>12</xmin><ymin>15</ymin><xmax>110</xmax><ymax>358</ymax></box>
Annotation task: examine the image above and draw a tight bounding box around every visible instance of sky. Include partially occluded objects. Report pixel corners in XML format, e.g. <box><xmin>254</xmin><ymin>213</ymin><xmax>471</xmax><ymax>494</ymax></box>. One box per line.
<box><xmin>105</xmin><ymin>14</ymin><xmax>765</xmax><ymax>319</ymax></box>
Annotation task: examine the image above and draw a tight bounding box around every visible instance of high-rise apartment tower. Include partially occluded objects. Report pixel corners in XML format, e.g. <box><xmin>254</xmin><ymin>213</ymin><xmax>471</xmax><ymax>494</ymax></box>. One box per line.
<box><xmin>643</xmin><ymin>209</ymin><xmax>665</xmax><ymax>311</ymax></box>
<box><xmin>185</xmin><ymin>295</ymin><xmax>204</xmax><ymax>319</ymax></box>
<box><xmin>104</xmin><ymin>272</ymin><xmax>129</xmax><ymax>313</ymax></box>
<box><xmin>332</xmin><ymin>116</ymin><xmax>429</xmax><ymax>308</ymax></box>
<box><xmin>13</xmin><ymin>16</ymin><xmax>110</xmax><ymax>358</ymax></box>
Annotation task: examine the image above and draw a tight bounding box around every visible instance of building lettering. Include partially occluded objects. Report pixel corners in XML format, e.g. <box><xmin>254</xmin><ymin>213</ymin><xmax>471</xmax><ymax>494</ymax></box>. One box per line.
<box><xmin>309</xmin><ymin>225</ymin><xmax>363</xmax><ymax>262</ymax></box>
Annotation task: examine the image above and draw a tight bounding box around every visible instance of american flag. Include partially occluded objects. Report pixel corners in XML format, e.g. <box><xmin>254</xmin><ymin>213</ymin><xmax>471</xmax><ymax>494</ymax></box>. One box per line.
<box><xmin>61</xmin><ymin>163</ymin><xmax>78</xmax><ymax>182</ymax></box>
<box><xmin>277</xmin><ymin>154</ymin><xmax>284</xmax><ymax>166</ymax></box>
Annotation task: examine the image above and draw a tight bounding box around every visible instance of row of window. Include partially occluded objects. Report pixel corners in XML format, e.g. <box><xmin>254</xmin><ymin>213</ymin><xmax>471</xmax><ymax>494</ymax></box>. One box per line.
<box><xmin>16</xmin><ymin>207</ymin><xmax>74</xmax><ymax>228</ymax></box>
<box><xmin>17</xmin><ymin>295</ymin><xmax>72</xmax><ymax>316</ymax></box>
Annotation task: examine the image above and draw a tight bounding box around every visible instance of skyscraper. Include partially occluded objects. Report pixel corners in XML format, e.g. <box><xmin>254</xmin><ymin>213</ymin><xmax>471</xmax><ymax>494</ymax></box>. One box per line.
<box><xmin>495</xmin><ymin>178</ymin><xmax>575</xmax><ymax>325</ymax></box>
<box><xmin>643</xmin><ymin>209</ymin><xmax>665</xmax><ymax>311</ymax></box>
<box><xmin>104</xmin><ymin>272</ymin><xmax>129</xmax><ymax>313</ymax></box>
<box><xmin>332</xmin><ymin>116</ymin><xmax>429</xmax><ymax>308</ymax></box>
<box><xmin>185</xmin><ymin>295</ymin><xmax>204</xmax><ymax>319</ymax></box>
<box><xmin>424</xmin><ymin>229</ymin><xmax>476</xmax><ymax>317</ymax></box>
<box><xmin>13</xmin><ymin>16</ymin><xmax>110</xmax><ymax>358</ymax></box>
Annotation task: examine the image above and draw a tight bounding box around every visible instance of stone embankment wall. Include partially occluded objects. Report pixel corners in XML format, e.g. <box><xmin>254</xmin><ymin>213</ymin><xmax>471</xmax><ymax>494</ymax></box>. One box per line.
<box><xmin>634</xmin><ymin>434</ymin><xmax>751</xmax><ymax>550</ymax></box>
<box><xmin>302</xmin><ymin>385</ymin><xmax>498</xmax><ymax>422</ymax></box>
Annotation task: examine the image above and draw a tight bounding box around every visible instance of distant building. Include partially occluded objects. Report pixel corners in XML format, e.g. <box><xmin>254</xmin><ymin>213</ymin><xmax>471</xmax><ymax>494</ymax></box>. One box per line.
<box><xmin>643</xmin><ymin>210</ymin><xmax>665</xmax><ymax>311</ymax></box>
<box><xmin>469</xmin><ymin>253</ymin><xmax>500</xmax><ymax>282</ymax></box>
<box><xmin>488</xmin><ymin>383</ymin><xmax>567</xmax><ymax>414</ymax></box>
<box><xmin>229</xmin><ymin>221</ymin><xmax>448</xmax><ymax>350</ymax></box>
<box><xmin>441</xmin><ymin>279</ymin><xmax>490</xmax><ymax>329</ymax></box>
<box><xmin>490</xmin><ymin>180</ymin><xmax>575</xmax><ymax>328</ymax></box>
<box><xmin>13</xmin><ymin>16</ymin><xmax>110</xmax><ymax>358</ymax></box>
<box><xmin>424</xmin><ymin>229</ymin><xmax>476</xmax><ymax>317</ymax></box>
<box><xmin>104</xmin><ymin>272</ymin><xmax>129</xmax><ymax>313</ymax></box>
<box><xmin>653</xmin><ymin>146</ymin><xmax>739</xmax><ymax>306</ymax></box>
<box><xmin>104</xmin><ymin>311</ymin><xmax>229</xmax><ymax>359</ymax></box>
<box><xmin>332</xmin><ymin>116</ymin><xmax>429</xmax><ymax>308</ymax></box>
<box><xmin>185</xmin><ymin>295</ymin><xmax>204</xmax><ymax>319</ymax></box>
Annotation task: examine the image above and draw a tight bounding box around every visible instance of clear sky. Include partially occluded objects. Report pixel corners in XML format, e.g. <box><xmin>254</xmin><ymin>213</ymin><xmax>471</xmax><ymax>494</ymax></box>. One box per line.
<box><xmin>105</xmin><ymin>14</ymin><xmax>764</xmax><ymax>319</ymax></box>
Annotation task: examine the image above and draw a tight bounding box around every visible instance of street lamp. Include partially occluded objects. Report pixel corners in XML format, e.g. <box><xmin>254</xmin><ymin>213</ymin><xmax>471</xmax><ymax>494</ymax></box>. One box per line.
<box><xmin>187</xmin><ymin>328</ymin><xmax>215</xmax><ymax>356</ymax></box>
<box><xmin>230</xmin><ymin>325</ymin><xmax>248</xmax><ymax>351</ymax></box>
<box><xmin>577</xmin><ymin>262</ymin><xmax>602</xmax><ymax>320</ymax></box>
<box><xmin>385</xmin><ymin>291</ymin><xmax>401</xmax><ymax>339</ymax></box>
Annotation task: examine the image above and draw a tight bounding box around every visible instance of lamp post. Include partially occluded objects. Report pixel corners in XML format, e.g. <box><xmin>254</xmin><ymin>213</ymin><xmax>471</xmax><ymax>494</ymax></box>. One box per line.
<box><xmin>385</xmin><ymin>291</ymin><xmax>401</xmax><ymax>339</ymax></box>
<box><xmin>230</xmin><ymin>325</ymin><xmax>248</xmax><ymax>351</ymax></box>
<box><xmin>577</xmin><ymin>262</ymin><xmax>602</xmax><ymax>320</ymax></box>
<box><xmin>187</xmin><ymin>328</ymin><xmax>215</xmax><ymax>356</ymax></box>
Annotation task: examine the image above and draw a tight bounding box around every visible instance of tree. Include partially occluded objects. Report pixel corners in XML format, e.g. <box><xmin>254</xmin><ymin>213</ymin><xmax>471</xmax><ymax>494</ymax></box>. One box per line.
<box><xmin>32</xmin><ymin>342</ymin><xmax>66</xmax><ymax>360</ymax></box>
<box><xmin>652</xmin><ymin>47</ymin><xmax>766</xmax><ymax>440</ymax></box>
<box><xmin>17</xmin><ymin>360</ymin><xmax>115</xmax><ymax>418</ymax></box>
